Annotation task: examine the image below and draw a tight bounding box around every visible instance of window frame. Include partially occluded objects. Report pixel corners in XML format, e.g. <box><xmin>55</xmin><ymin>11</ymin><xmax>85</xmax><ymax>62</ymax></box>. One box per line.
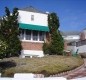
<box><xmin>39</xmin><ymin>31</ymin><xmax>45</xmax><ymax>41</ymax></box>
<box><xmin>31</xmin><ymin>15</ymin><xmax>34</xmax><ymax>21</ymax></box>
<box><xmin>19</xmin><ymin>29</ymin><xmax>24</xmax><ymax>40</ymax></box>
<box><xmin>25</xmin><ymin>29</ymin><xmax>31</xmax><ymax>40</ymax></box>
<box><xmin>32</xmin><ymin>30</ymin><xmax>38</xmax><ymax>41</ymax></box>
<box><xmin>20</xmin><ymin>29</ymin><xmax>45</xmax><ymax>43</ymax></box>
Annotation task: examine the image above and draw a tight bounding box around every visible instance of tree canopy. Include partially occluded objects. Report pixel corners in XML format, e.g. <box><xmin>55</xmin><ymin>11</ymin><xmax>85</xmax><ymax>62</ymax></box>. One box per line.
<box><xmin>0</xmin><ymin>7</ymin><xmax>22</xmax><ymax>58</ymax></box>
<box><xmin>48</xmin><ymin>13</ymin><xmax>59</xmax><ymax>34</ymax></box>
<box><xmin>43</xmin><ymin>12</ymin><xmax>64</xmax><ymax>55</ymax></box>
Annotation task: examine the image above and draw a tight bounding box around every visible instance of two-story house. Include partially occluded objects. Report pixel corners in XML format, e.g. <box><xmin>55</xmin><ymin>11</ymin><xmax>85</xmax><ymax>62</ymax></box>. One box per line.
<box><xmin>18</xmin><ymin>6</ymin><xmax>49</xmax><ymax>58</ymax></box>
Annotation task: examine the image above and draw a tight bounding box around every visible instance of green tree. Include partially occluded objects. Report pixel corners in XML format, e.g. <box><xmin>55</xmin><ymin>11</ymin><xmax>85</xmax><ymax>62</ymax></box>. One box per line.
<box><xmin>43</xmin><ymin>13</ymin><xmax>64</xmax><ymax>55</ymax></box>
<box><xmin>49</xmin><ymin>13</ymin><xmax>64</xmax><ymax>55</ymax></box>
<box><xmin>0</xmin><ymin>40</ymin><xmax>8</xmax><ymax>58</ymax></box>
<box><xmin>48</xmin><ymin>13</ymin><xmax>59</xmax><ymax>34</ymax></box>
<box><xmin>0</xmin><ymin>7</ymin><xmax>22</xmax><ymax>58</ymax></box>
<box><xmin>49</xmin><ymin>30</ymin><xmax>64</xmax><ymax>55</ymax></box>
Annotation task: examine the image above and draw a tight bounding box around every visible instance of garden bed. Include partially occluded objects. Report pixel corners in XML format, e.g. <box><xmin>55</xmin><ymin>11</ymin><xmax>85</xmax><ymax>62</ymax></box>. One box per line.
<box><xmin>0</xmin><ymin>55</ymin><xmax>84</xmax><ymax>77</ymax></box>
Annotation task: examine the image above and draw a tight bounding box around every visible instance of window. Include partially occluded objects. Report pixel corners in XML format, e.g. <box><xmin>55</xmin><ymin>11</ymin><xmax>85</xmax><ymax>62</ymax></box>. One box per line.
<box><xmin>39</xmin><ymin>31</ymin><xmax>44</xmax><ymax>41</ymax></box>
<box><xmin>33</xmin><ymin>31</ymin><xmax>38</xmax><ymax>41</ymax></box>
<box><xmin>25</xmin><ymin>30</ymin><xmax>31</xmax><ymax>40</ymax></box>
<box><xmin>19</xmin><ymin>29</ymin><xmax>45</xmax><ymax>42</ymax></box>
<box><xmin>20</xmin><ymin>29</ymin><xmax>24</xmax><ymax>40</ymax></box>
<box><xmin>31</xmin><ymin>15</ymin><xmax>34</xmax><ymax>21</ymax></box>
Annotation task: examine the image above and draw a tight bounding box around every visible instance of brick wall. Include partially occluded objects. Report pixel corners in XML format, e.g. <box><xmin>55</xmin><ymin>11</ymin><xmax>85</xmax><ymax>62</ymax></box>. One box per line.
<box><xmin>21</xmin><ymin>41</ymin><xmax>43</xmax><ymax>50</ymax></box>
<box><xmin>21</xmin><ymin>33</ymin><xmax>67</xmax><ymax>51</ymax></box>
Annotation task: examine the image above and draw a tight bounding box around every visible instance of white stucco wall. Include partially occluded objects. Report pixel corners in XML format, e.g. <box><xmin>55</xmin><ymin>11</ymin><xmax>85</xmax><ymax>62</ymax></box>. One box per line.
<box><xmin>67</xmin><ymin>46</ymin><xmax>75</xmax><ymax>51</ymax></box>
<box><xmin>20</xmin><ymin>50</ymin><xmax>44</xmax><ymax>58</ymax></box>
<box><xmin>64</xmin><ymin>35</ymin><xmax>80</xmax><ymax>41</ymax></box>
<box><xmin>67</xmin><ymin>45</ymin><xmax>86</xmax><ymax>54</ymax></box>
<box><xmin>18</xmin><ymin>10</ymin><xmax>48</xmax><ymax>26</ymax></box>
<box><xmin>76</xmin><ymin>45</ymin><xmax>86</xmax><ymax>53</ymax></box>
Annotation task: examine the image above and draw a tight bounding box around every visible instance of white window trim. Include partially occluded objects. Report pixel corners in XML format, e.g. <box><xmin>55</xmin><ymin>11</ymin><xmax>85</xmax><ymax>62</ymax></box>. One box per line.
<box><xmin>20</xmin><ymin>30</ymin><xmax>45</xmax><ymax>43</ymax></box>
<box><xmin>33</xmin><ymin>30</ymin><xmax>38</xmax><ymax>41</ymax></box>
<box><xmin>24</xmin><ymin>30</ymin><xmax>26</xmax><ymax>40</ymax></box>
<box><xmin>38</xmin><ymin>31</ymin><xmax>39</xmax><ymax>41</ymax></box>
<box><xmin>31</xmin><ymin>15</ymin><xmax>34</xmax><ymax>21</ymax></box>
<box><xmin>31</xmin><ymin>30</ymin><xmax>33</xmax><ymax>41</ymax></box>
<box><xmin>21</xmin><ymin>39</ymin><xmax>44</xmax><ymax>43</ymax></box>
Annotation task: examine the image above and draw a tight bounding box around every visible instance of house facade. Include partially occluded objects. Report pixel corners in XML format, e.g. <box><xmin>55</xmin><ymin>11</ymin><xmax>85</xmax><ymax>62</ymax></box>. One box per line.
<box><xmin>62</xmin><ymin>31</ymin><xmax>80</xmax><ymax>42</ymax></box>
<box><xmin>65</xmin><ymin>29</ymin><xmax>86</xmax><ymax>54</ymax></box>
<box><xmin>80</xmin><ymin>29</ymin><xmax>86</xmax><ymax>40</ymax></box>
<box><xmin>61</xmin><ymin>31</ymin><xmax>80</xmax><ymax>50</ymax></box>
<box><xmin>18</xmin><ymin>7</ymin><xmax>49</xmax><ymax>58</ymax></box>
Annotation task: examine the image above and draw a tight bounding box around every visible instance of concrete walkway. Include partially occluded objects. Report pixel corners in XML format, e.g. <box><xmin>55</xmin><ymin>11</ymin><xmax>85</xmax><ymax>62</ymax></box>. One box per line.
<box><xmin>63</xmin><ymin>59</ymin><xmax>86</xmax><ymax>79</ymax></box>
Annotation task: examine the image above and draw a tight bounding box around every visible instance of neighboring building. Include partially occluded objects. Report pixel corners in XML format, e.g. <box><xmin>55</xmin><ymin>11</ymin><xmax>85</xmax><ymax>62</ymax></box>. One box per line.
<box><xmin>18</xmin><ymin>6</ymin><xmax>49</xmax><ymax>58</ymax></box>
<box><xmin>60</xmin><ymin>31</ymin><xmax>80</xmax><ymax>50</ymax></box>
<box><xmin>80</xmin><ymin>29</ymin><xmax>86</xmax><ymax>40</ymax></box>
<box><xmin>61</xmin><ymin>31</ymin><xmax>80</xmax><ymax>42</ymax></box>
<box><xmin>65</xmin><ymin>29</ymin><xmax>86</xmax><ymax>54</ymax></box>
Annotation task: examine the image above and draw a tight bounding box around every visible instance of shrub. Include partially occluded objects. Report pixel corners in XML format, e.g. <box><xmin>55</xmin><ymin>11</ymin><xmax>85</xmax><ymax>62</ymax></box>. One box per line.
<box><xmin>46</xmin><ymin>13</ymin><xmax>64</xmax><ymax>55</ymax></box>
<box><xmin>49</xmin><ymin>31</ymin><xmax>64</xmax><ymax>55</ymax></box>
<box><xmin>42</xmin><ymin>42</ymin><xmax>50</xmax><ymax>54</ymax></box>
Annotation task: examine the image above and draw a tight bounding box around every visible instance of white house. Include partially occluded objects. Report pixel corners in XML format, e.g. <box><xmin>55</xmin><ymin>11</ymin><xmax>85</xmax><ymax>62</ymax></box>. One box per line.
<box><xmin>61</xmin><ymin>31</ymin><xmax>80</xmax><ymax>42</ymax></box>
<box><xmin>18</xmin><ymin>6</ymin><xmax>49</xmax><ymax>58</ymax></box>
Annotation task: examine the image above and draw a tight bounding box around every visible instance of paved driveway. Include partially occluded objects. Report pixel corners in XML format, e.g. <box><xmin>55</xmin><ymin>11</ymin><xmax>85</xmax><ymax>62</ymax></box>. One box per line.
<box><xmin>63</xmin><ymin>59</ymin><xmax>86</xmax><ymax>79</ymax></box>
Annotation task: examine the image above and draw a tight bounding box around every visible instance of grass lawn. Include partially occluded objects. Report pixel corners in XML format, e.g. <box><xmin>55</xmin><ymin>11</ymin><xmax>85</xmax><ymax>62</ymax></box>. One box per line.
<box><xmin>0</xmin><ymin>55</ymin><xmax>84</xmax><ymax>77</ymax></box>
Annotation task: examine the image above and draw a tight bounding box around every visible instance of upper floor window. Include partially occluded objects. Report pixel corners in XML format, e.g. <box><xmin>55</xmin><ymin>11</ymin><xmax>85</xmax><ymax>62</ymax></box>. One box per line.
<box><xmin>31</xmin><ymin>15</ymin><xmax>34</xmax><ymax>21</ymax></box>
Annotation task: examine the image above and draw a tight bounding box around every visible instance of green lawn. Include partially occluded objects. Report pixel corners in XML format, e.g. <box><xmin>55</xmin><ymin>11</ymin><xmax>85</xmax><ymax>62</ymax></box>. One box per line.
<box><xmin>0</xmin><ymin>55</ymin><xmax>84</xmax><ymax>77</ymax></box>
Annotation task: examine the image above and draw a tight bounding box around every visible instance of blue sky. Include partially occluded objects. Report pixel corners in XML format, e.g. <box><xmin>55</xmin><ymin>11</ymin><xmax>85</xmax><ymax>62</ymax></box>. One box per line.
<box><xmin>0</xmin><ymin>0</ymin><xmax>86</xmax><ymax>31</ymax></box>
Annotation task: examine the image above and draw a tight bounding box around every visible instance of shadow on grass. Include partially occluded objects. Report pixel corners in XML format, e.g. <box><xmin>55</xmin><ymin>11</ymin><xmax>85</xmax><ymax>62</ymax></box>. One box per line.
<box><xmin>0</xmin><ymin>61</ymin><xmax>16</xmax><ymax>69</ymax></box>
